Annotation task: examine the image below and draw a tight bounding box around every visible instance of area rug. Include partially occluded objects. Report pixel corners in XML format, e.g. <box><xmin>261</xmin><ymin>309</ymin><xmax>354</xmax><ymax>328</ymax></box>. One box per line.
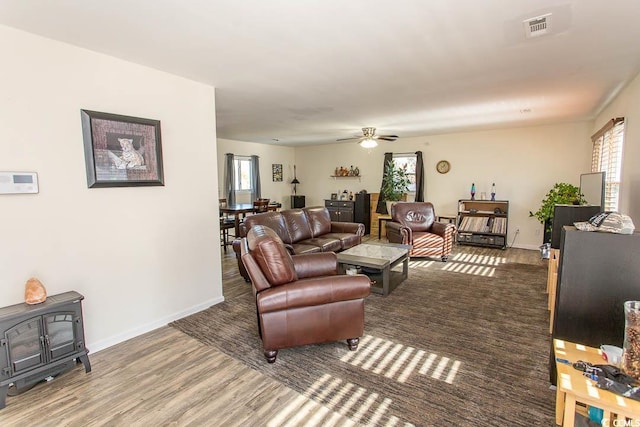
<box><xmin>170</xmin><ymin>257</ymin><xmax>555</xmax><ymax>426</ymax></box>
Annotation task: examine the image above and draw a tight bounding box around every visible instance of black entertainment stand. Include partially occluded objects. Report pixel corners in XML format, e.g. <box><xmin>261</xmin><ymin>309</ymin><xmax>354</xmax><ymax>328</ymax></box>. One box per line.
<box><xmin>0</xmin><ymin>291</ymin><xmax>91</xmax><ymax>409</ymax></box>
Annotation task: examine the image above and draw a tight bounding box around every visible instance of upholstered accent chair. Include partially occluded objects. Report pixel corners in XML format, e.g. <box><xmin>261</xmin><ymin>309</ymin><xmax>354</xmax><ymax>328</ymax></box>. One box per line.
<box><xmin>386</xmin><ymin>202</ymin><xmax>456</xmax><ymax>261</ymax></box>
<box><xmin>240</xmin><ymin>225</ymin><xmax>371</xmax><ymax>363</ymax></box>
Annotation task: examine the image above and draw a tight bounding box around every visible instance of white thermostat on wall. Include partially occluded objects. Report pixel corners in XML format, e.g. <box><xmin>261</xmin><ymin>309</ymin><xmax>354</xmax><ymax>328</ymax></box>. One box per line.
<box><xmin>0</xmin><ymin>172</ymin><xmax>39</xmax><ymax>194</ymax></box>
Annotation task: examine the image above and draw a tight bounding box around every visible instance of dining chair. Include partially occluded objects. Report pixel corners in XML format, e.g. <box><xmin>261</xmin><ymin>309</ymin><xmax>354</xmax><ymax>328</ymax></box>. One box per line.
<box><xmin>253</xmin><ymin>199</ymin><xmax>270</xmax><ymax>213</ymax></box>
<box><xmin>219</xmin><ymin>198</ymin><xmax>236</xmax><ymax>252</ymax></box>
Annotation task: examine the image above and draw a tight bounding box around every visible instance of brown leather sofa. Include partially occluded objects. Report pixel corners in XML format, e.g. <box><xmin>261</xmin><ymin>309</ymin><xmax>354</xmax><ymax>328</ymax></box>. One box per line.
<box><xmin>240</xmin><ymin>225</ymin><xmax>371</xmax><ymax>363</ymax></box>
<box><xmin>233</xmin><ymin>206</ymin><xmax>364</xmax><ymax>281</ymax></box>
<box><xmin>386</xmin><ymin>202</ymin><xmax>456</xmax><ymax>261</ymax></box>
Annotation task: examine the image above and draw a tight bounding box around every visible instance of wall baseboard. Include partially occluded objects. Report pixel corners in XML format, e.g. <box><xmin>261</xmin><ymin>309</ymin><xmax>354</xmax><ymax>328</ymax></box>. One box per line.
<box><xmin>89</xmin><ymin>296</ymin><xmax>225</xmax><ymax>353</ymax></box>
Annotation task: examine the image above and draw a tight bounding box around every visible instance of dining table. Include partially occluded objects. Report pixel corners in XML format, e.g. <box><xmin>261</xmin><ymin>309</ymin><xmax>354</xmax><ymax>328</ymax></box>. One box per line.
<box><xmin>219</xmin><ymin>203</ymin><xmax>280</xmax><ymax>236</ymax></box>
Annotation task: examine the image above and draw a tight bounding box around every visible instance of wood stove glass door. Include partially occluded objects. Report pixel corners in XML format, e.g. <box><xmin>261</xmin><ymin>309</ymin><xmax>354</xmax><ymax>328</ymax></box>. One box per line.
<box><xmin>6</xmin><ymin>318</ymin><xmax>45</xmax><ymax>374</ymax></box>
<box><xmin>44</xmin><ymin>313</ymin><xmax>77</xmax><ymax>361</ymax></box>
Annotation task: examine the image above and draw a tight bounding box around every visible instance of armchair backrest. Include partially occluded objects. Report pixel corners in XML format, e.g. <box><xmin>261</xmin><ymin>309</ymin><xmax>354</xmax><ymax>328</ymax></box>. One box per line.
<box><xmin>246</xmin><ymin>225</ymin><xmax>298</xmax><ymax>286</ymax></box>
<box><xmin>391</xmin><ymin>202</ymin><xmax>436</xmax><ymax>231</ymax></box>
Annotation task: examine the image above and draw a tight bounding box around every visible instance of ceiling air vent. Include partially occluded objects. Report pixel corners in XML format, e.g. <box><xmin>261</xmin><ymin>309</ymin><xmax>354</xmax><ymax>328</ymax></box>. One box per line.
<box><xmin>523</xmin><ymin>13</ymin><xmax>552</xmax><ymax>38</ymax></box>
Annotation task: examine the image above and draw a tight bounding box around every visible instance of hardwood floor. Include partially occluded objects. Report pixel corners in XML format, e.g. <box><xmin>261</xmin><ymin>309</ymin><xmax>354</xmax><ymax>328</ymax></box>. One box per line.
<box><xmin>0</xmin><ymin>240</ymin><xmax>544</xmax><ymax>426</ymax></box>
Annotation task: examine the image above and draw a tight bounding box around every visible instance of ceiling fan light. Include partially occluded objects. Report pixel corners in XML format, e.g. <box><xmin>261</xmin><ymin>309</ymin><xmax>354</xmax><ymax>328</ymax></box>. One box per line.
<box><xmin>359</xmin><ymin>138</ymin><xmax>378</xmax><ymax>148</ymax></box>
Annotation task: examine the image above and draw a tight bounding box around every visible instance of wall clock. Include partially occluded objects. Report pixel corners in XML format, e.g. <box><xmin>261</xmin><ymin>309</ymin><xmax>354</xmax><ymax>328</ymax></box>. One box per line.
<box><xmin>436</xmin><ymin>160</ymin><xmax>451</xmax><ymax>174</ymax></box>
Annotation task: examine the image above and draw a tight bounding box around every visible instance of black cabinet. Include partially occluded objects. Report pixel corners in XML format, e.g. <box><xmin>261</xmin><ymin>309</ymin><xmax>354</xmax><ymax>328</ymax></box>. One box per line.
<box><xmin>550</xmin><ymin>226</ymin><xmax>640</xmax><ymax>383</ymax></box>
<box><xmin>0</xmin><ymin>291</ymin><xmax>91</xmax><ymax>408</ymax></box>
<box><xmin>325</xmin><ymin>193</ymin><xmax>371</xmax><ymax>234</ymax></box>
<box><xmin>291</xmin><ymin>195</ymin><xmax>305</xmax><ymax>208</ymax></box>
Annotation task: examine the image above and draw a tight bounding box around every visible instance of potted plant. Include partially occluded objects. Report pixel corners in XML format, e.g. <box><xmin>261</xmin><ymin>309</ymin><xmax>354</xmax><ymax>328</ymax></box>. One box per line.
<box><xmin>381</xmin><ymin>160</ymin><xmax>411</xmax><ymax>215</ymax></box>
<box><xmin>529</xmin><ymin>182</ymin><xmax>585</xmax><ymax>244</ymax></box>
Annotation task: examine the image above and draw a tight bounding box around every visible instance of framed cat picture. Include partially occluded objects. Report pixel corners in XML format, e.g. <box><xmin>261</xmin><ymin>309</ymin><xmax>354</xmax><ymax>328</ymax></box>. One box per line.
<box><xmin>80</xmin><ymin>109</ymin><xmax>164</xmax><ymax>188</ymax></box>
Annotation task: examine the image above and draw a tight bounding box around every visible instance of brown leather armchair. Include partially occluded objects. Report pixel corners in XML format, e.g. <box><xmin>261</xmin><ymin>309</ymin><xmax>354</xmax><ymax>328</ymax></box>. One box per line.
<box><xmin>240</xmin><ymin>224</ymin><xmax>371</xmax><ymax>363</ymax></box>
<box><xmin>386</xmin><ymin>202</ymin><xmax>456</xmax><ymax>261</ymax></box>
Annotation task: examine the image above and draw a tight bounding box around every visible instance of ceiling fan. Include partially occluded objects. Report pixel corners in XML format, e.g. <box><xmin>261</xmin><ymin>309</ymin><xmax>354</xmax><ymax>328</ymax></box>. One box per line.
<box><xmin>337</xmin><ymin>127</ymin><xmax>398</xmax><ymax>148</ymax></box>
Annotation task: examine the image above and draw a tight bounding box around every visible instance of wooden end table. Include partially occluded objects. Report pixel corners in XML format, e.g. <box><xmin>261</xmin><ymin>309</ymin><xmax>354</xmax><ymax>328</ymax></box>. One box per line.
<box><xmin>553</xmin><ymin>339</ymin><xmax>640</xmax><ymax>426</ymax></box>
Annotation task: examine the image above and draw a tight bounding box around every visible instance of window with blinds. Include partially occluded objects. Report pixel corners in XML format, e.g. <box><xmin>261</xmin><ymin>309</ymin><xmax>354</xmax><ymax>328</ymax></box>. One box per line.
<box><xmin>591</xmin><ymin>117</ymin><xmax>625</xmax><ymax>211</ymax></box>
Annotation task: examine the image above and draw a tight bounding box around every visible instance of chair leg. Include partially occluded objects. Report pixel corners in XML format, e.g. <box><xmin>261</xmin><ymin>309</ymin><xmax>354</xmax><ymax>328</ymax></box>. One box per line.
<box><xmin>264</xmin><ymin>350</ymin><xmax>278</xmax><ymax>363</ymax></box>
<box><xmin>347</xmin><ymin>338</ymin><xmax>359</xmax><ymax>351</ymax></box>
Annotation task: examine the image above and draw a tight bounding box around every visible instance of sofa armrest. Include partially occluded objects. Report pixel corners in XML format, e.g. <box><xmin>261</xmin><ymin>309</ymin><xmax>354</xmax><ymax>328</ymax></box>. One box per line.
<box><xmin>386</xmin><ymin>221</ymin><xmax>411</xmax><ymax>244</ymax></box>
<box><xmin>257</xmin><ymin>274</ymin><xmax>371</xmax><ymax>313</ymax></box>
<box><xmin>291</xmin><ymin>252</ymin><xmax>338</xmax><ymax>279</ymax></box>
<box><xmin>331</xmin><ymin>222</ymin><xmax>365</xmax><ymax>236</ymax></box>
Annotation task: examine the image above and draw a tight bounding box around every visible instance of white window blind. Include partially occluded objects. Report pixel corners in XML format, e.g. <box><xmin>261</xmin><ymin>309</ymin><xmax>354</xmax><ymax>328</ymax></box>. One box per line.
<box><xmin>233</xmin><ymin>156</ymin><xmax>253</xmax><ymax>192</ymax></box>
<box><xmin>591</xmin><ymin>118</ymin><xmax>624</xmax><ymax>211</ymax></box>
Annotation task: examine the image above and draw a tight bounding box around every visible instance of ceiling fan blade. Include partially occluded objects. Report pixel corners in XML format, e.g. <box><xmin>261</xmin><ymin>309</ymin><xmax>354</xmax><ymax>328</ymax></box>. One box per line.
<box><xmin>375</xmin><ymin>136</ymin><xmax>398</xmax><ymax>141</ymax></box>
<box><xmin>336</xmin><ymin>137</ymin><xmax>362</xmax><ymax>141</ymax></box>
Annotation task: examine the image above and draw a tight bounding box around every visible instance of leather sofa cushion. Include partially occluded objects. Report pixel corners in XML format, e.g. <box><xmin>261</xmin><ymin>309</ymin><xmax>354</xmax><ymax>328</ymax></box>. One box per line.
<box><xmin>304</xmin><ymin>206</ymin><xmax>332</xmax><ymax>236</ymax></box>
<box><xmin>282</xmin><ymin>209</ymin><xmax>313</xmax><ymax>242</ymax></box>
<box><xmin>299</xmin><ymin>237</ymin><xmax>342</xmax><ymax>253</ymax></box>
<box><xmin>323</xmin><ymin>233</ymin><xmax>360</xmax><ymax>250</ymax></box>
<box><xmin>257</xmin><ymin>275</ymin><xmax>371</xmax><ymax>314</ymax></box>
<box><xmin>290</xmin><ymin>243</ymin><xmax>322</xmax><ymax>254</ymax></box>
<box><xmin>243</xmin><ymin>212</ymin><xmax>291</xmax><ymax>243</ymax></box>
<box><xmin>392</xmin><ymin>202</ymin><xmax>435</xmax><ymax>232</ymax></box>
<box><xmin>247</xmin><ymin>226</ymin><xmax>297</xmax><ymax>286</ymax></box>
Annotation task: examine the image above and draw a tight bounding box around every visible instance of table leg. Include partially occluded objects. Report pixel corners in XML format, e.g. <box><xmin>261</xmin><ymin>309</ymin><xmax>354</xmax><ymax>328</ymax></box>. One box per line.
<box><xmin>234</xmin><ymin>213</ymin><xmax>241</xmax><ymax>237</ymax></box>
<box><xmin>382</xmin><ymin>266</ymin><xmax>390</xmax><ymax>296</ymax></box>
<box><xmin>562</xmin><ymin>395</ymin><xmax>576</xmax><ymax>427</ymax></box>
<box><xmin>378</xmin><ymin>218</ymin><xmax>383</xmax><ymax>239</ymax></box>
<box><xmin>402</xmin><ymin>256</ymin><xmax>408</xmax><ymax>280</ymax></box>
<box><xmin>555</xmin><ymin>389</ymin><xmax>565</xmax><ymax>425</ymax></box>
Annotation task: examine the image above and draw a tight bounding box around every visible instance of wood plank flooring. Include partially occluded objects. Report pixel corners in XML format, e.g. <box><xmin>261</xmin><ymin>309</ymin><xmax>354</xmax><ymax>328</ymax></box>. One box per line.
<box><xmin>0</xmin><ymin>240</ymin><xmax>545</xmax><ymax>426</ymax></box>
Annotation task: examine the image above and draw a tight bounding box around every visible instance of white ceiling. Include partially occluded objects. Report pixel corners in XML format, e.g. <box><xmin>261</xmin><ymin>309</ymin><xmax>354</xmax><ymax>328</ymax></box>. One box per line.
<box><xmin>2</xmin><ymin>0</ymin><xmax>640</xmax><ymax>146</ymax></box>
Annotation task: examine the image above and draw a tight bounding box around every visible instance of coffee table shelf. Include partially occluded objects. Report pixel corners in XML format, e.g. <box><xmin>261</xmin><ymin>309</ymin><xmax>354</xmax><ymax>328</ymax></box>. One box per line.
<box><xmin>337</xmin><ymin>242</ymin><xmax>410</xmax><ymax>296</ymax></box>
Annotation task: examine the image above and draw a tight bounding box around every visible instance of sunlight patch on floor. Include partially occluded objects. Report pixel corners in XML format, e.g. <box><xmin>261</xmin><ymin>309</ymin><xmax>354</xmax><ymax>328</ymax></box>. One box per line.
<box><xmin>291</xmin><ymin>372</ymin><xmax>416</xmax><ymax>427</ymax></box>
<box><xmin>341</xmin><ymin>335</ymin><xmax>461</xmax><ymax>385</ymax></box>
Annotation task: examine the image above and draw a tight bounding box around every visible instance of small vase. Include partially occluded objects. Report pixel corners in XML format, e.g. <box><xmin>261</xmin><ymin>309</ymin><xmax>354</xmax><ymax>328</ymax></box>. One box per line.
<box><xmin>491</xmin><ymin>183</ymin><xmax>496</xmax><ymax>201</ymax></box>
<box><xmin>470</xmin><ymin>183</ymin><xmax>476</xmax><ymax>200</ymax></box>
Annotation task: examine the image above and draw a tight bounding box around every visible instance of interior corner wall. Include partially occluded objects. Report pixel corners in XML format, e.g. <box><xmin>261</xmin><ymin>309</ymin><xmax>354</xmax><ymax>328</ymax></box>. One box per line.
<box><xmin>0</xmin><ymin>25</ymin><xmax>222</xmax><ymax>352</ymax></box>
<box><xmin>216</xmin><ymin>139</ymin><xmax>296</xmax><ymax>208</ymax></box>
<box><xmin>592</xmin><ymin>70</ymin><xmax>640</xmax><ymax>222</ymax></box>
<box><xmin>294</xmin><ymin>122</ymin><xmax>593</xmax><ymax>250</ymax></box>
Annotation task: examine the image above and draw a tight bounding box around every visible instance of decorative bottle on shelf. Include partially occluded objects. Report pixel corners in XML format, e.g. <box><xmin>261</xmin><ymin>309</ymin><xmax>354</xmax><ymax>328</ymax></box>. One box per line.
<box><xmin>334</xmin><ymin>167</ymin><xmax>339</xmax><ymax>177</ymax></box>
<box><xmin>491</xmin><ymin>183</ymin><xmax>496</xmax><ymax>201</ymax></box>
<box><xmin>349</xmin><ymin>191</ymin><xmax>353</xmax><ymax>200</ymax></box>
<box><xmin>470</xmin><ymin>183</ymin><xmax>476</xmax><ymax>200</ymax></box>
<box><xmin>622</xmin><ymin>301</ymin><xmax>640</xmax><ymax>380</ymax></box>
<box><xmin>354</xmin><ymin>166</ymin><xmax>360</xmax><ymax>176</ymax></box>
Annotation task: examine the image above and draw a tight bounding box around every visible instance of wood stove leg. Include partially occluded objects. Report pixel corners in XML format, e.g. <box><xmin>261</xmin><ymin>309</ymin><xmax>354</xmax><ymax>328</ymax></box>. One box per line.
<box><xmin>78</xmin><ymin>354</ymin><xmax>92</xmax><ymax>373</ymax></box>
<box><xmin>0</xmin><ymin>384</ymin><xmax>7</xmax><ymax>409</ymax></box>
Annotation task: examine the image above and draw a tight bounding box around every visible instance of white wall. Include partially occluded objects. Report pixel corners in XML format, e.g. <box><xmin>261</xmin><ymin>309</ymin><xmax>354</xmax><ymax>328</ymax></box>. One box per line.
<box><xmin>217</xmin><ymin>139</ymin><xmax>296</xmax><ymax>208</ymax></box>
<box><xmin>593</xmin><ymin>71</ymin><xmax>640</xmax><ymax>222</ymax></box>
<box><xmin>295</xmin><ymin>122</ymin><xmax>593</xmax><ymax>249</ymax></box>
<box><xmin>0</xmin><ymin>25</ymin><xmax>222</xmax><ymax>352</ymax></box>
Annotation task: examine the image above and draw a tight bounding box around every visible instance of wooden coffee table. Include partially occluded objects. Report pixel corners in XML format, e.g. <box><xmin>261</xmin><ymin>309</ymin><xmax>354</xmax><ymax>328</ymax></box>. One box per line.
<box><xmin>337</xmin><ymin>242</ymin><xmax>410</xmax><ymax>296</ymax></box>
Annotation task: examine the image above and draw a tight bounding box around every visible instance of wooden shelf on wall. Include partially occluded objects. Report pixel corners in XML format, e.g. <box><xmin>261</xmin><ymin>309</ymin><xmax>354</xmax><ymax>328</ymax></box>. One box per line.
<box><xmin>330</xmin><ymin>175</ymin><xmax>361</xmax><ymax>181</ymax></box>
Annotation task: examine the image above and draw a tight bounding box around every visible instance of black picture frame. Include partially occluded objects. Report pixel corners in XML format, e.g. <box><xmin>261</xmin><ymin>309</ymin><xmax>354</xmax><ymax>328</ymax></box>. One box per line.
<box><xmin>330</xmin><ymin>193</ymin><xmax>338</xmax><ymax>200</ymax></box>
<box><xmin>81</xmin><ymin>109</ymin><xmax>164</xmax><ymax>188</ymax></box>
<box><xmin>272</xmin><ymin>164</ymin><xmax>283</xmax><ymax>182</ymax></box>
